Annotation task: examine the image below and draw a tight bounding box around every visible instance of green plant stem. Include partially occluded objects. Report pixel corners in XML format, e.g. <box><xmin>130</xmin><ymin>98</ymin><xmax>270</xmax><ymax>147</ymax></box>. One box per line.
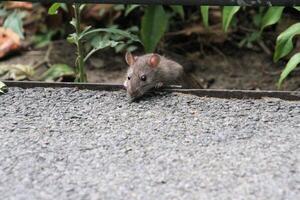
<box><xmin>74</xmin><ymin>3</ymin><xmax>87</xmax><ymax>82</ymax></box>
<box><xmin>84</xmin><ymin>48</ymin><xmax>99</xmax><ymax>63</ymax></box>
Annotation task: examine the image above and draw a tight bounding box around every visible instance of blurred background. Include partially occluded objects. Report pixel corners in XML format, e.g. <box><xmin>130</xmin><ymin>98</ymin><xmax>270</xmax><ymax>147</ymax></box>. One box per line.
<box><xmin>0</xmin><ymin>1</ymin><xmax>300</xmax><ymax>90</ymax></box>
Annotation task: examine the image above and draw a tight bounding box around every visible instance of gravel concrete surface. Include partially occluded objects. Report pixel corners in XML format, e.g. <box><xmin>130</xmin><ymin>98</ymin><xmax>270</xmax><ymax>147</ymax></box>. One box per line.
<box><xmin>0</xmin><ymin>87</ymin><xmax>299</xmax><ymax>200</ymax></box>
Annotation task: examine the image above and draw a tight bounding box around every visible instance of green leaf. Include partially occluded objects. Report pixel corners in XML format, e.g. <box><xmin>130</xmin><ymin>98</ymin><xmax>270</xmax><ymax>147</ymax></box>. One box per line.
<box><xmin>126</xmin><ymin>45</ymin><xmax>138</xmax><ymax>52</ymax></box>
<box><xmin>32</xmin><ymin>30</ymin><xmax>58</xmax><ymax>48</ymax></box>
<box><xmin>80</xmin><ymin>27</ymin><xmax>141</xmax><ymax>44</ymax></box>
<box><xmin>260</xmin><ymin>7</ymin><xmax>284</xmax><ymax>32</ymax></box>
<box><xmin>141</xmin><ymin>5</ymin><xmax>168</xmax><ymax>53</ymax></box>
<box><xmin>60</xmin><ymin>3</ymin><xmax>68</xmax><ymax>12</ymax></box>
<box><xmin>70</xmin><ymin>18</ymin><xmax>76</xmax><ymax>28</ymax></box>
<box><xmin>238</xmin><ymin>31</ymin><xmax>261</xmax><ymax>48</ymax></box>
<box><xmin>40</xmin><ymin>64</ymin><xmax>75</xmax><ymax>81</ymax></box>
<box><xmin>253</xmin><ymin>12</ymin><xmax>263</xmax><ymax>27</ymax></box>
<box><xmin>115</xmin><ymin>43</ymin><xmax>127</xmax><ymax>53</ymax></box>
<box><xmin>67</xmin><ymin>33</ymin><xmax>77</xmax><ymax>44</ymax></box>
<box><xmin>278</xmin><ymin>52</ymin><xmax>300</xmax><ymax>87</ymax></box>
<box><xmin>125</xmin><ymin>5</ymin><xmax>140</xmax><ymax>16</ymax></box>
<box><xmin>170</xmin><ymin>5</ymin><xmax>185</xmax><ymax>19</ymax></box>
<box><xmin>84</xmin><ymin>36</ymin><xmax>122</xmax><ymax>62</ymax></box>
<box><xmin>0</xmin><ymin>81</ymin><xmax>8</xmax><ymax>94</ymax></box>
<box><xmin>82</xmin><ymin>26</ymin><xmax>92</xmax><ymax>35</ymax></box>
<box><xmin>91</xmin><ymin>36</ymin><xmax>120</xmax><ymax>49</ymax></box>
<box><xmin>222</xmin><ymin>6</ymin><xmax>240</xmax><ymax>32</ymax></box>
<box><xmin>3</xmin><ymin>11</ymin><xmax>25</xmax><ymax>39</ymax></box>
<box><xmin>114</xmin><ymin>4</ymin><xmax>125</xmax><ymax>11</ymax></box>
<box><xmin>294</xmin><ymin>6</ymin><xmax>300</xmax><ymax>12</ymax></box>
<box><xmin>79</xmin><ymin>4</ymin><xmax>86</xmax><ymax>12</ymax></box>
<box><xmin>200</xmin><ymin>6</ymin><xmax>209</xmax><ymax>28</ymax></box>
<box><xmin>274</xmin><ymin>23</ymin><xmax>300</xmax><ymax>62</ymax></box>
<box><xmin>48</xmin><ymin>3</ymin><xmax>62</xmax><ymax>15</ymax></box>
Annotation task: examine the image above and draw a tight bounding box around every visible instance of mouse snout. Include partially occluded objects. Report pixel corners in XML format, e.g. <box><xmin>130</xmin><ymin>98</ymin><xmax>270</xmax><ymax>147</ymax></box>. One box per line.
<box><xmin>127</xmin><ymin>87</ymin><xmax>142</xmax><ymax>98</ymax></box>
<box><xmin>123</xmin><ymin>80</ymin><xmax>128</xmax><ymax>89</ymax></box>
<box><xmin>128</xmin><ymin>89</ymin><xmax>139</xmax><ymax>97</ymax></box>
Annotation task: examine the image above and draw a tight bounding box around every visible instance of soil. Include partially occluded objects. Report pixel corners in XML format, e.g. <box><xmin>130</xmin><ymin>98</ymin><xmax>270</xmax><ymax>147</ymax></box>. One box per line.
<box><xmin>1</xmin><ymin>40</ymin><xmax>300</xmax><ymax>91</ymax></box>
<box><xmin>1</xmin><ymin>4</ymin><xmax>299</xmax><ymax>91</ymax></box>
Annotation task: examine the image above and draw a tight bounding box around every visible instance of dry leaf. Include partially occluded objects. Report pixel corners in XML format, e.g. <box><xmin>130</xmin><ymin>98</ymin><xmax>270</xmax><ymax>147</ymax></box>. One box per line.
<box><xmin>83</xmin><ymin>4</ymin><xmax>114</xmax><ymax>20</ymax></box>
<box><xmin>0</xmin><ymin>28</ymin><xmax>21</xmax><ymax>58</ymax></box>
<box><xmin>167</xmin><ymin>23</ymin><xmax>228</xmax><ymax>43</ymax></box>
<box><xmin>0</xmin><ymin>64</ymin><xmax>35</xmax><ymax>80</ymax></box>
<box><xmin>209</xmin><ymin>6</ymin><xmax>222</xmax><ymax>24</ymax></box>
<box><xmin>83</xmin><ymin>4</ymin><xmax>121</xmax><ymax>22</ymax></box>
<box><xmin>5</xmin><ymin>1</ymin><xmax>33</xmax><ymax>10</ymax></box>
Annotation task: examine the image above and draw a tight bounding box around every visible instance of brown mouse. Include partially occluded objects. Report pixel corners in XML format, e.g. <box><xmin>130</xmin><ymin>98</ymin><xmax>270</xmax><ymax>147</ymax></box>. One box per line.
<box><xmin>123</xmin><ymin>52</ymin><xmax>201</xmax><ymax>100</ymax></box>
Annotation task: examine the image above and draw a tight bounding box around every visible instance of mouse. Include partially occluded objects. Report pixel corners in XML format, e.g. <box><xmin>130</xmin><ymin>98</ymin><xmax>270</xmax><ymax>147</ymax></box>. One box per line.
<box><xmin>123</xmin><ymin>52</ymin><xmax>202</xmax><ymax>101</ymax></box>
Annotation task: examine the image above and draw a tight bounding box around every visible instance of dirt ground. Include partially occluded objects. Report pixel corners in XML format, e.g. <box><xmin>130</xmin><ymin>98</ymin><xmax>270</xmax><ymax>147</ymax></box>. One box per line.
<box><xmin>1</xmin><ymin>40</ymin><xmax>300</xmax><ymax>91</ymax></box>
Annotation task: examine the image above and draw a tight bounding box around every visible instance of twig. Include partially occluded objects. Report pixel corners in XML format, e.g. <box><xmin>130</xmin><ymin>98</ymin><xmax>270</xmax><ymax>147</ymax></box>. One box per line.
<box><xmin>262</xmin><ymin>70</ymin><xmax>282</xmax><ymax>76</ymax></box>
<box><xmin>209</xmin><ymin>45</ymin><xmax>228</xmax><ymax>62</ymax></box>
<box><xmin>32</xmin><ymin>43</ymin><xmax>53</xmax><ymax>69</ymax></box>
<box><xmin>239</xmin><ymin>26</ymin><xmax>256</xmax><ymax>33</ymax></box>
<box><xmin>257</xmin><ymin>40</ymin><xmax>272</xmax><ymax>56</ymax></box>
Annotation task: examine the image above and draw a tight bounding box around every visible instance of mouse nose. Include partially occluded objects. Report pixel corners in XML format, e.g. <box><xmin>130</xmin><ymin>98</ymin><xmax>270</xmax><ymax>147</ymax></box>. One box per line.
<box><xmin>123</xmin><ymin>80</ymin><xmax>128</xmax><ymax>89</ymax></box>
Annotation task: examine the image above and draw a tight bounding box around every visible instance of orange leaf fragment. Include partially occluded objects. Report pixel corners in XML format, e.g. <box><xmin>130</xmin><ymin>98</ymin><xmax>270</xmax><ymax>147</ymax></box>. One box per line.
<box><xmin>0</xmin><ymin>28</ymin><xmax>21</xmax><ymax>58</ymax></box>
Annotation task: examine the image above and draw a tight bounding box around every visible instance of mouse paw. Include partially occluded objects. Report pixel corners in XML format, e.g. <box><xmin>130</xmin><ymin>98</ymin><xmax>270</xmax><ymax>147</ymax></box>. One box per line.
<box><xmin>155</xmin><ymin>82</ymin><xmax>163</xmax><ymax>89</ymax></box>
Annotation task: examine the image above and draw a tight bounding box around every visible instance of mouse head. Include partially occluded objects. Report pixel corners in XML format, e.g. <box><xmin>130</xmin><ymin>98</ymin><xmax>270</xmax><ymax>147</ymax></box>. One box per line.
<box><xmin>124</xmin><ymin>52</ymin><xmax>161</xmax><ymax>99</ymax></box>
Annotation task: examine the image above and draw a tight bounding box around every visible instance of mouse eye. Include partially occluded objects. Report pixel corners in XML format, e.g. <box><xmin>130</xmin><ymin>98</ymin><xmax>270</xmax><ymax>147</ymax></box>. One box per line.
<box><xmin>127</xmin><ymin>76</ymin><xmax>131</xmax><ymax>80</ymax></box>
<box><xmin>140</xmin><ymin>75</ymin><xmax>147</xmax><ymax>81</ymax></box>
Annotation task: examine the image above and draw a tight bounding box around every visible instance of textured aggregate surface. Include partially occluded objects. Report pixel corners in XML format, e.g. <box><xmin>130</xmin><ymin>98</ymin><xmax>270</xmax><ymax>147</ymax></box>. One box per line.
<box><xmin>0</xmin><ymin>87</ymin><xmax>299</xmax><ymax>200</ymax></box>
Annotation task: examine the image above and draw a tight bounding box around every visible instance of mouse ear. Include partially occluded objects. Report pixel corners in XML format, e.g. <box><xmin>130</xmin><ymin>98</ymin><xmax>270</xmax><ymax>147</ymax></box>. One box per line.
<box><xmin>125</xmin><ymin>52</ymin><xmax>136</xmax><ymax>66</ymax></box>
<box><xmin>148</xmin><ymin>54</ymin><xmax>160</xmax><ymax>68</ymax></box>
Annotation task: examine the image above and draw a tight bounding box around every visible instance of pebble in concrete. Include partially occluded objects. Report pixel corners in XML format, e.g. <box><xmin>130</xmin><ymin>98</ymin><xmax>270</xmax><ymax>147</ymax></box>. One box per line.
<box><xmin>0</xmin><ymin>87</ymin><xmax>299</xmax><ymax>200</ymax></box>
